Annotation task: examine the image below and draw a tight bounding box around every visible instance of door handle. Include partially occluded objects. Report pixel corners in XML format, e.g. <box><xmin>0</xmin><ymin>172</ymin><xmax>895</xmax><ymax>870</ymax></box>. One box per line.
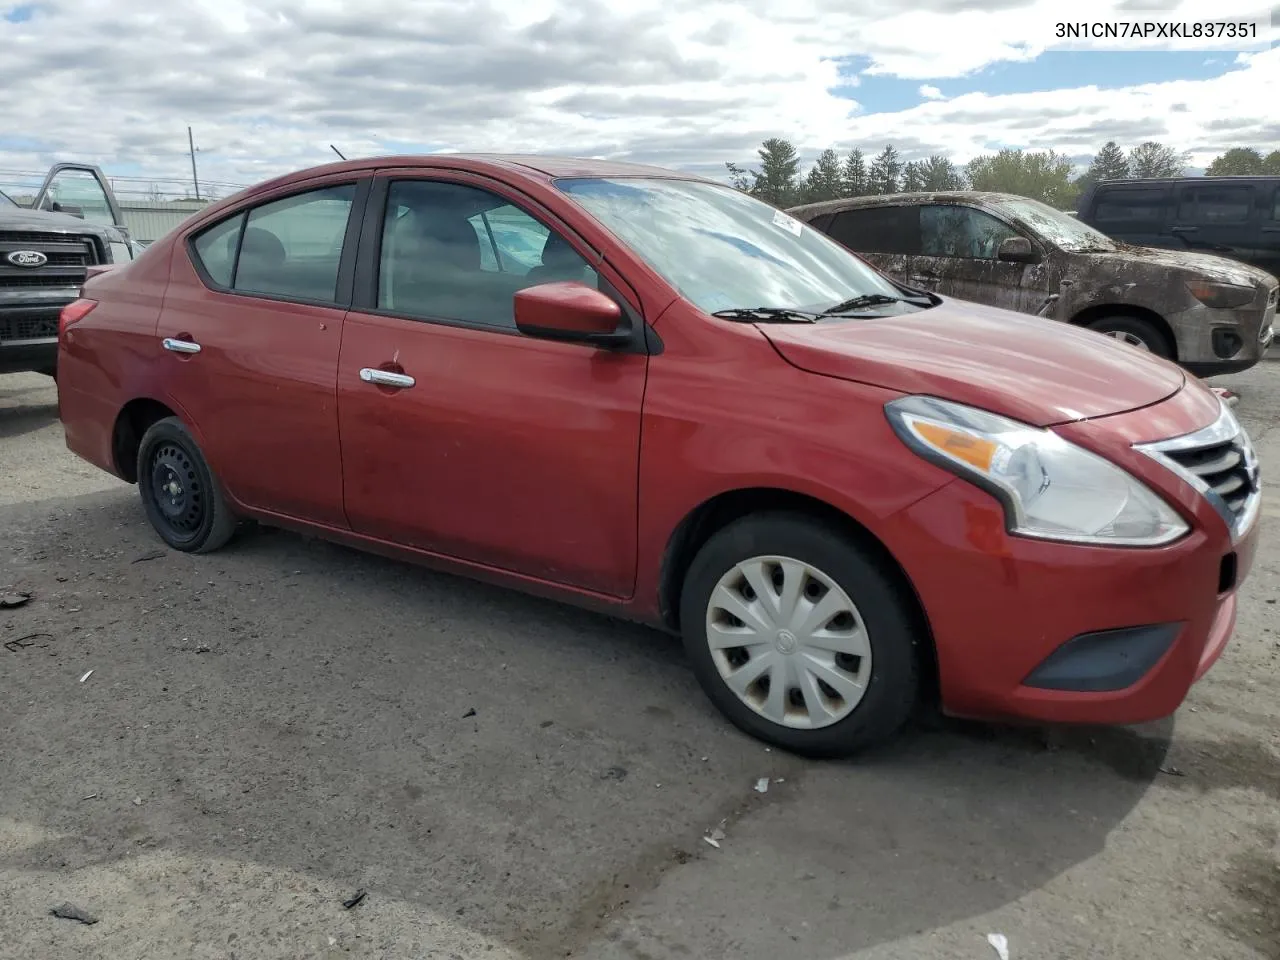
<box><xmin>1171</xmin><ymin>226</ymin><xmax>1199</xmax><ymax>234</ymax></box>
<box><xmin>162</xmin><ymin>337</ymin><xmax>201</xmax><ymax>354</ymax></box>
<box><xmin>359</xmin><ymin>367</ymin><xmax>415</xmax><ymax>389</ymax></box>
<box><xmin>1262</xmin><ymin>226</ymin><xmax>1280</xmax><ymax>233</ymax></box>
<box><xmin>908</xmin><ymin>274</ymin><xmax>937</xmax><ymax>283</ymax></box>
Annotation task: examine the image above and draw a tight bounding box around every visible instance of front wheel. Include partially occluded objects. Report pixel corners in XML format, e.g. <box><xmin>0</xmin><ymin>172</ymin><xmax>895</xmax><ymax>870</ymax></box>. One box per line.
<box><xmin>679</xmin><ymin>512</ymin><xmax>921</xmax><ymax>758</ymax></box>
<box><xmin>136</xmin><ymin>416</ymin><xmax>238</xmax><ymax>553</ymax></box>
<box><xmin>1086</xmin><ymin>316</ymin><xmax>1173</xmax><ymax>359</ymax></box>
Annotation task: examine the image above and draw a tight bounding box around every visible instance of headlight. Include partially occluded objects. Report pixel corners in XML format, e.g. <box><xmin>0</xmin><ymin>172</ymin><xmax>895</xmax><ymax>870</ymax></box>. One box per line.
<box><xmin>885</xmin><ymin>396</ymin><xmax>1188</xmax><ymax>547</ymax></box>
<box><xmin>108</xmin><ymin>241</ymin><xmax>132</xmax><ymax>263</ymax></box>
<box><xmin>1185</xmin><ymin>280</ymin><xmax>1255</xmax><ymax>310</ymax></box>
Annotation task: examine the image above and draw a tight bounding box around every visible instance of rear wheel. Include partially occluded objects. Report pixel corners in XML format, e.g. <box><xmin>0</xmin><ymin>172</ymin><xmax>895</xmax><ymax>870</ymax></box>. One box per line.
<box><xmin>136</xmin><ymin>416</ymin><xmax>238</xmax><ymax>553</ymax></box>
<box><xmin>1086</xmin><ymin>316</ymin><xmax>1173</xmax><ymax>358</ymax></box>
<box><xmin>679</xmin><ymin>512</ymin><xmax>920</xmax><ymax>758</ymax></box>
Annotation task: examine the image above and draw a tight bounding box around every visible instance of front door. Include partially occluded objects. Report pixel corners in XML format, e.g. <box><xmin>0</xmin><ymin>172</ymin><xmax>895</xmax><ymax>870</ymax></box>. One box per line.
<box><xmin>917</xmin><ymin>204</ymin><xmax>1052</xmax><ymax>315</ymax></box>
<box><xmin>156</xmin><ymin>177</ymin><xmax>365</xmax><ymax>528</ymax></box>
<box><xmin>336</xmin><ymin>175</ymin><xmax>648</xmax><ymax>597</ymax></box>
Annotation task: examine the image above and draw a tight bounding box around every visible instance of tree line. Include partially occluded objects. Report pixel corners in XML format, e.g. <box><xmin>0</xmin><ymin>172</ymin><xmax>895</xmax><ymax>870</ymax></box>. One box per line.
<box><xmin>728</xmin><ymin>139</ymin><xmax>1280</xmax><ymax>210</ymax></box>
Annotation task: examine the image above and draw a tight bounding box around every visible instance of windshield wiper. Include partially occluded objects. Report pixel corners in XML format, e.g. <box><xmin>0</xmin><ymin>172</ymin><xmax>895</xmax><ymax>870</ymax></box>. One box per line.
<box><xmin>711</xmin><ymin>307</ymin><xmax>820</xmax><ymax>323</ymax></box>
<box><xmin>819</xmin><ymin>293</ymin><xmax>931</xmax><ymax>316</ymax></box>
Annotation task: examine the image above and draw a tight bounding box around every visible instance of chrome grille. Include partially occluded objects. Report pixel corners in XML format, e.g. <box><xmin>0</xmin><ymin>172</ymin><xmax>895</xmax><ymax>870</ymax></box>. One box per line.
<box><xmin>1136</xmin><ymin>402</ymin><xmax>1260</xmax><ymax>542</ymax></box>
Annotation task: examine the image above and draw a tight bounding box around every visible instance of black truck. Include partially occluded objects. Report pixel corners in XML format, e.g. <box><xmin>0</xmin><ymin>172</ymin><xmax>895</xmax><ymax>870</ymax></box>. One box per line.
<box><xmin>0</xmin><ymin>163</ymin><xmax>137</xmax><ymax>379</ymax></box>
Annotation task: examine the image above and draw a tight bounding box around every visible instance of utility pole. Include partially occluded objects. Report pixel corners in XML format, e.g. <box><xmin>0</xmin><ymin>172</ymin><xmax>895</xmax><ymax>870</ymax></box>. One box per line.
<box><xmin>188</xmin><ymin>126</ymin><xmax>201</xmax><ymax>200</ymax></box>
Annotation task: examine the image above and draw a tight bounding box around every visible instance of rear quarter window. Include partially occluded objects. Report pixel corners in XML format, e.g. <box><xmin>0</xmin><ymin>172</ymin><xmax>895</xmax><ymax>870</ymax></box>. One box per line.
<box><xmin>1177</xmin><ymin>184</ymin><xmax>1254</xmax><ymax>224</ymax></box>
<box><xmin>827</xmin><ymin>206</ymin><xmax>920</xmax><ymax>255</ymax></box>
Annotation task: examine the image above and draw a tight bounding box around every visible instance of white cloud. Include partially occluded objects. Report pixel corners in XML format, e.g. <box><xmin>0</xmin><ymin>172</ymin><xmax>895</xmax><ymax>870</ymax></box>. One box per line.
<box><xmin>0</xmin><ymin>0</ymin><xmax>1276</xmax><ymax>194</ymax></box>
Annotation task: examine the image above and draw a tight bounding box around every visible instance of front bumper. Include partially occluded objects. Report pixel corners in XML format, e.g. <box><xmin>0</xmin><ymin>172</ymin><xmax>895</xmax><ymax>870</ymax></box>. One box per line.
<box><xmin>1173</xmin><ymin>283</ymin><xmax>1277</xmax><ymax>376</ymax></box>
<box><xmin>885</xmin><ymin>387</ymin><xmax>1259</xmax><ymax>726</ymax></box>
<box><xmin>0</xmin><ymin>297</ymin><xmax>71</xmax><ymax>375</ymax></box>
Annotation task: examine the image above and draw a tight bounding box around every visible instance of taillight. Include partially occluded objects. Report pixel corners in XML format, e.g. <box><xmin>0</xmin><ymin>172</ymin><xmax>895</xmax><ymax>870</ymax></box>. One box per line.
<box><xmin>59</xmin><ymin>298</ymin><xmax>98</xmax><ymax>338</ymax></box>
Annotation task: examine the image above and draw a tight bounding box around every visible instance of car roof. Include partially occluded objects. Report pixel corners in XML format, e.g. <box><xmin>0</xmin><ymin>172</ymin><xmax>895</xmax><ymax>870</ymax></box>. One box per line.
<box><xmin>1091</xmin><ymin>175</ymin><xmax>1280</xmax><ymax>187</ymax></box>
<box><xmin>241</xmin><ymin>153</ymin><xmax>709</xmax><ymax>199</ymax></box>
<box><xmin>789</xmin><ymin>191</ymin><xmax>1023</xmax><ymax>217</ymax></box>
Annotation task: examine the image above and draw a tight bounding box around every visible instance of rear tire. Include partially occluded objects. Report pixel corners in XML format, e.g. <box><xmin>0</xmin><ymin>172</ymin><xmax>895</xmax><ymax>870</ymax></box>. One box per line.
<box><xmin>136</xmin><ymin>416</ymin><xmax>238</xmax><ymax>554</ymax></box>
<box><xmin>1086</xmin><ymin>316</ymin><xmax>1173</xmax><ymax>359</ymax></box>
<box><xmin>679</xmin><ymin>512</ymin><xmax>920</xmax><ymax>758</ymax></box>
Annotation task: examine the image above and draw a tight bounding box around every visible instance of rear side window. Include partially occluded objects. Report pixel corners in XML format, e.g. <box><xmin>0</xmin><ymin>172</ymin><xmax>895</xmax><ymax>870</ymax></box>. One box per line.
<box><xmin>1177</xmin><ymin>184</ymin><xmax>1253</xmax><ymax>224</ymax></box>
<box><xmin>1092</xmin><ymin>188</ymin><xmax>1167</xmax><ymax>224</ymax></box>
<box><xmin>235</xmin><ymin>185</ymin><xmax>356</xmax><ymax>301</ymax></box>
<box><xmin>827</xmin><ymin>206</ymin><xmax>920</xmax><ymax>255</ymax></box>
<box><xmin>189</xmin><ymin>183</ymin><xmax>356</xmax><ymax>304</ymax></box>
<box><xmin>191</xmin><ymin>213</ymin><xmax>244</xmax><ymax>288</ymax></box>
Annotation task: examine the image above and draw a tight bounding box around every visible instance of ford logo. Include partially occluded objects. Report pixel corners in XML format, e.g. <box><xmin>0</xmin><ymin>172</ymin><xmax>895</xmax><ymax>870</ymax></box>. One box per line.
<box><xmin>6</xmin><ymin>250</ymin><xmax>48</xmax><ymax>268</ymax></box>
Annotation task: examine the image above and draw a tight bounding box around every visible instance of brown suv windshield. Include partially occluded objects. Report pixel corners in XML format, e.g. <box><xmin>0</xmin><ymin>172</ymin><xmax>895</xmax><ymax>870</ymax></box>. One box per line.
<box><xmin>995</xmin><ymin>197</ymin><xmax>1117</xmax><ymax>253</ymax></box>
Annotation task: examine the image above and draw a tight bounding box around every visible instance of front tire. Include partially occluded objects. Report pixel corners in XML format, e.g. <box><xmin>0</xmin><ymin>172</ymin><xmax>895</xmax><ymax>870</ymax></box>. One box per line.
<box><xmin>1086</xmin><ymin>316</ymin><xmax>1173</xmax><ymax>359</ymax></box>
<box><xmin>679</xmin><ymin>512</ymin><xmax>921</xmax><ymax>758</ymax></box>
<box><xmin>136</xmin><ymin>416</ymin><xmax>238</xmax><ymax>554</ymax></box>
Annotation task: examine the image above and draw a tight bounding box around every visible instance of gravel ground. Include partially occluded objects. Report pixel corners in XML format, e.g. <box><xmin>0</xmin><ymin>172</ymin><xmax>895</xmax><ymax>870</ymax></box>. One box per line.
<box><xmin>1</xmin><ymin>366</ymin><xmax>1278</xmax><ymax>960</ymax></box>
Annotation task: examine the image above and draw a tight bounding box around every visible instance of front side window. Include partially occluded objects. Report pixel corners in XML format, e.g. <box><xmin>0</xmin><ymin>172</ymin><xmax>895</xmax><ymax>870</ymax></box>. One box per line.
<box><xmin>555</xmin><ymin>178</ymin><xmax>908</xmax><ymax>315</ymax></box>
<box><xmin>191</xmin><ymin>213</ymin><xmax>245</xmax><ymax>288</ymax></box>
<box><xmin>921</xmin><ymin>205</ymin><xmax>1020</xmax><ymax>259</ymax></box>
<box><xmin>1178</xmin><ymin>185</ymin><xmax>1254</xmax><ymax>224</ymax></box>
<box><xmin>378</xmin><ymin>180</ymin><xmax>597</xmax><ymax>327</ymax></box>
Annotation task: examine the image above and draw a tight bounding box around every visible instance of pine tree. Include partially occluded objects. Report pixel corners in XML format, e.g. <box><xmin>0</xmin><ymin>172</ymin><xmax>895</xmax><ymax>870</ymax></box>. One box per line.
<box><xmin>867</xmin><ymin>145</ymin><xmax>903</xmax><ymax>195</ymax></box>
<box><xmin>920</xmin><ymin>155</ymin><xmax>965</xmax><ymax>190</ymax></box>
<box><xmin>751</xmin><ymin>138</ymin><xmax>802</xmax><ymax>207</ymax></box>
<box><xmin>1084</xmin><ymin>141</ymin><xmax>1131</xmax><ymax>183</ymax></box>
<box><xmin>801</xmin><ymin>148</ymin><xmax>844</xmax><ymax>204</ymax></box>
<box><xmin>840</xmin><ymin>149</ymin><xmax>868</xmax><ymax>197</ymax></box>
<box><xmin>901</xmin><ymin>161</ymin><xmax>925</xmax><ymax>192</ymax></box>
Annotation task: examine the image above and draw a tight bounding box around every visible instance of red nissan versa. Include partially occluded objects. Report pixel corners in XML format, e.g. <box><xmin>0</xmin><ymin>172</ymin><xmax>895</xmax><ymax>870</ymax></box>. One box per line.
<box><xmin>56</xmin><ymin>155</ymin><xmax>1261</xmax><ymax>757</ymax></box>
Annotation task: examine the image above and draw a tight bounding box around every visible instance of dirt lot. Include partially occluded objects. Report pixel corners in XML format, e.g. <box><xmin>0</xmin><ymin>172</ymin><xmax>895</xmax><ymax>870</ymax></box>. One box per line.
<box><xmin>1</xmin><ymin>366</ymin><xmax>1279</xmax><ymax>960</ymax></box>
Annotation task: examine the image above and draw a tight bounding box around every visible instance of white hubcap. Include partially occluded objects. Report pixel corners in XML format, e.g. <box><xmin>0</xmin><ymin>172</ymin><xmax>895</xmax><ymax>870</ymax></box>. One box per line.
<box><xmin>705</xmin><ymin>555</ymin><xmax>871</xmax><ymax>729</ymax></box>
<box><xmin>1105</xmin><ymin>330</ymin><xmax>1151</xmax><ymax>351</ymax></box>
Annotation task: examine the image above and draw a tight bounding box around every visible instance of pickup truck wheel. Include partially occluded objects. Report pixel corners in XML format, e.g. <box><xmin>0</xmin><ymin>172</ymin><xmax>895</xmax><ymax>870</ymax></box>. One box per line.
<box><xmin>1086</xmin><ymin>316</ymin><xmax>1173</xmax><ymax>358</ymax></box>
<box><xmin>136</xmin><ymin>416</ymin><xmax>238</xmax><ymax>554</ymax></box>
<box><xmin>679</xmin><ymin>512</ymin><xmax>919</xmax><ymax>758</ymax></box>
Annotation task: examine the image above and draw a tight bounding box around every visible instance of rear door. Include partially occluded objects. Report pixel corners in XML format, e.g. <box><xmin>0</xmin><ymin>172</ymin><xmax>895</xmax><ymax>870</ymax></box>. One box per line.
<box><xmin>1171</xmin><ymin>181</ymin><xmax>1259</xmax><ymax>264</ymax></box>
<box><xmin>335</xmin><ymin>171</ymin><xmax>648</xmax><ymax>597</ymax></box>
<box><xmin>156</xmin><ymin>175</ymin><xmax>368</xmax><ymax>528</ymax></box>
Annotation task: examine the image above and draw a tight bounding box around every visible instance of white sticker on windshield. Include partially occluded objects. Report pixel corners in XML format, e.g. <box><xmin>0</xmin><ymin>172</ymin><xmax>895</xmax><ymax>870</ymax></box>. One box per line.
<box><xmin>772</xmin><ymin>210</ymin><xmax>803</xmax><ymax>237</ymax></box>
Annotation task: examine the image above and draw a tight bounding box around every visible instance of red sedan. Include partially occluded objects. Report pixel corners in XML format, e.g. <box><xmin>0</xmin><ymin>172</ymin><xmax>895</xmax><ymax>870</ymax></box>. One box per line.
<box><xmin>56</xmin><ymin>155</ymin><xmax>1261</xmax><ymax>756</ymax></box>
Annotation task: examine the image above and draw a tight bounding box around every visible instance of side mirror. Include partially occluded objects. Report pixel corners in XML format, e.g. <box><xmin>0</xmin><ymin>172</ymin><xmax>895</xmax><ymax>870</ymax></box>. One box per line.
<box><xmin>514</xmin><ymin>281</ymin><xmax>630</xmax><ymax>347</ymax></box>
<box><xmin>997</xmin><ymin>236</ymin><xmax>1038</xmax><ymax>263</ymax></box>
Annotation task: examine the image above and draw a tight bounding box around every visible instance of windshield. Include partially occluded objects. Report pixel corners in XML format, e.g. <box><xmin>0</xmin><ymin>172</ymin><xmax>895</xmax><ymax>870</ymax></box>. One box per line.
<box><xmin>994</xmin><ymin>196</ymin><xmax>1117</xmax><ymax>253</ymax></box>
<box><xmin>0</xmin><ymin>189</ymin><xmax>15</xmax><ymax>207</ymax></box>
<box><xmin>555</xmin><ymin>177</ymin><xmax>911</xmax><ymax>315</ymax></box>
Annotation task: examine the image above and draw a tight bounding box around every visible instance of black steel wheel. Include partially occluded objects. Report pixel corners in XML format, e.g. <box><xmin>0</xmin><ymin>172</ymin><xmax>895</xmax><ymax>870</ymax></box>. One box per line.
<box><xmin>136</xmin><ymin>416</ymin><xmax>237</xmax><ymax>553</ymax></box>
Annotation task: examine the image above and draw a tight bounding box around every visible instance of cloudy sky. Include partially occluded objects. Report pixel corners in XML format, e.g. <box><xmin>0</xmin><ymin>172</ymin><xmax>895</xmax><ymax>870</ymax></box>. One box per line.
<box><xmin>1</xmin><ymin>0</ymin><xmax>1277</xmax><ymax>197</ymax></box>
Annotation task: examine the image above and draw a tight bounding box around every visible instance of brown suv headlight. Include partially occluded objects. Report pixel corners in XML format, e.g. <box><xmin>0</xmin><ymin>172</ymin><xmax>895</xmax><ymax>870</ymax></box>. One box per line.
<box><xmin>1185</xmin><ymin>281</ymin><xmax>1256</xmax><ymax>310</ymax></box>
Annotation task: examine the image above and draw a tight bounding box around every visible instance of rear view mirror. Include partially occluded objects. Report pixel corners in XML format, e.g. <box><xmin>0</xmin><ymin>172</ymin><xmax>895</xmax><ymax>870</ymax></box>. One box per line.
<box><xmin>997</xmin><ymin>236</ymin><xmax>1038</xmax><ymax>263</ymax></box>
<box><xmin>514</xmin><ymin>281</ymin><xmax>630</xmax><ymax>347</ymax></box>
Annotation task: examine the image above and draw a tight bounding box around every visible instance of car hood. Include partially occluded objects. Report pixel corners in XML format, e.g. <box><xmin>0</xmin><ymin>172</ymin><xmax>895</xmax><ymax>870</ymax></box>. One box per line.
<box><xmin>0</xmin><ymin>206</ymin><xmax>118</xmax><ymax>238</ymax></box>
<box><xmin>1094</xmin><ymin>244</ymin><xmax>1276</xmax><ymax>287</ymax></box>
<box><xmin>759</xmin><ymin>298</ymin><xmax>1185</xmax><ymax>428</ymax></box>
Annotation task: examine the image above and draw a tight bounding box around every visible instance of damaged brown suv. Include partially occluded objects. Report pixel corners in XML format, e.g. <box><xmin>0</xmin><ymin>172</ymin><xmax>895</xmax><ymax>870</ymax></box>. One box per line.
<box><xmin>788</xmin><ymin>192</ymin><xmax>1278</xmax><ymax>375</ymax></box>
